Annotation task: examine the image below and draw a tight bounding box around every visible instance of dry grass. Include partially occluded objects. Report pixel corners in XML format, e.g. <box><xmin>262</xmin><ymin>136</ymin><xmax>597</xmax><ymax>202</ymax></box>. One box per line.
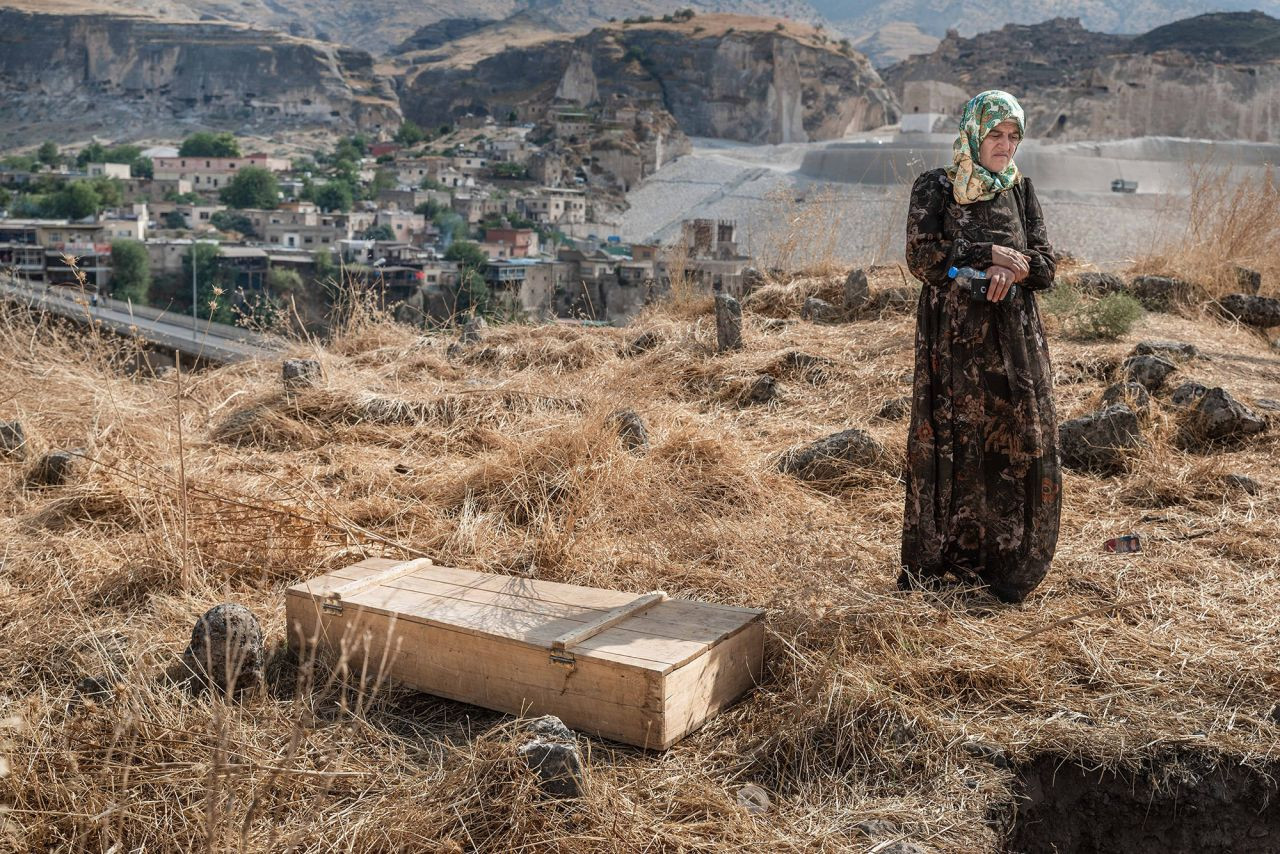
<box><xmin>1130</xmin><ymin>161</ymin><xmax>1280</xmax><ymax>298</ymax></box>
<box><xmin>1</xmin><ymin>280</ymin><xmax>1279</xmax><ymax>852</ymax></box>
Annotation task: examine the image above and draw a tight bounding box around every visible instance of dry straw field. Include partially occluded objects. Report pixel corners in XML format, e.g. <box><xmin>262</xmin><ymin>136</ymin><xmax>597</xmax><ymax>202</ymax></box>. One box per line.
<box><xmin>1</xmin><ymin>256</ymin><xmax>1279</xmax><ymax>852</ymax></box>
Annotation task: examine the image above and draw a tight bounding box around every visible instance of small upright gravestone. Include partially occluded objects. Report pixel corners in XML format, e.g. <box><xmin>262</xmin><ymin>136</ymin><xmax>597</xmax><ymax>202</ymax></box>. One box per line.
<box><xmin>843</xmin><ymin>268</ymin><xmax>870</xmax><ymax>311</ymax></box>
<box><xmin>180</xmin><ymin>604</ymin><xmax>265</xmax><ymax>697</ymax></box>
<box><xmin>1234</xmin><ymin>265</ymin><xmax>1262</xmax><ymax>295</ymax></box>
<box><xmin>608</xmin><ymin>409</ymin><xmax>649</xmax><ymax>453</ymax></box>
<box><xmin>714</xmin><ymin>292</ymin><xmax>742</xmax><ymax>353</ymax></box>
<box><xmin>801</xmin><ymin>296</ymin><xmax>841</xmax><ymax>324</ymax></box>
<box><xmin>28</xmin><ymin>450</ymin><xmax>81</xmax><ymax>487</ymax></box>
<box><xmin>281</xmin><ymin>359</ymin><xmax>322</xmax><ymax>391</ymax></box>
<box><xmin>517</xmin><ymin>715</ymin><xmax>587</xmax><ymax>798</ymax></box>
<box><xmin>0</xmin><ymin>421</ymin><xmax>27</xmax><ymax>460</ymax></box>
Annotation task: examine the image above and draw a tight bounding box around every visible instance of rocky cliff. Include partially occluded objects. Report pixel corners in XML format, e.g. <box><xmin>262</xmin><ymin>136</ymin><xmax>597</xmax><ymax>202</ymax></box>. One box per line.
<box><xmin>399</xmin><ymin>16</ymin><xmax>899</xmax><ymax>144</ymax></box>
<box><xmin>0</xmin><ymin>7</ymin><xmax>401</xmax><ymax>146</ymax></box>
<box><xmin>883</xmin><ymin>14</ymin><xmax>1280</xmax><ymax>142</ymax></box>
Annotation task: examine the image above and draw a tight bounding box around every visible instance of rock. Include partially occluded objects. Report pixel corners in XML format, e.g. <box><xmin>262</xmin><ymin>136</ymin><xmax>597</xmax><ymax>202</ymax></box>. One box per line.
<box><xmin>778</xmin><ymin>428</ymin><xmax>886</xmax><ymax>483</ymax></box>
<box><xmin>1129</xmin><ymin>275</ymin><xmax>1195</xmax><ymax>311</ymax></box>
<box><xmin>879</xmin><ymin>844</ymin><xmax>928</xmax><ymax>854</ymax></box>
<box><xmin>281</xmin><ymin>359</ymin><xmax>322</xmax><ymax>390</ymax></box>
<box><xmin>180</xmin><ymin>603</ymin><xmax>265</xmax><ymax>696</ymax></box>
<box><xmin>1218</xmin><ymin>293</ymin><xmax>1280</xmax><ymax>328</ymax></box>
<box><xmin>1169</xmin><ymin>381</ymin><xmax>1210</xmax><ymax>409</ymax></box>
<box><xmin>800</xmin><ymin>296</ymin><xmax>841</xmax><ymax>324</ymax></box>
<box><xmin>1122</xmin><ymin>354</ymin><xmax>1177</xmax><ymax>391</ymax></box>
<box><xmin>522</xmin><ymin>715</ymin><xmax>575</xmax><ymax>742</ymax></box>
<box><xmin>715</xmin><ymin>292</ymin><xmax>743</xmax><ymax>352</ymax></box>
<box><xmin>962</xmin><ymin>739</ymin><xmax>1011</xmax><ymax>768</ymax></box>
<box><xmin>1270</xmin><ymin>704</ymin><xmax>1280</xmax><ymax>726</ymax></box>
<box><xmin>843</xmin><ymin>267</ymin><xmax>870</xmax><ymax>310</ymax></box>
<box><xmin>621</xmin><ymin>329</ymin><xmax>660</xmax><ymax>357</ymax></box>
<box><xmin>1256</xmin><ymin>398</ymin><xmax>1280</xmax><ymax>413</ymax></box>
<box><xmin>875</xmin><ymin>396</ymin><xmax>912</xmax><ymax>421</ymax></box>
<box><xmin>1100</xmin><ymin>382</ymin><xmax>1151</xmax><ymax>419</ymax></box>
<box><xmin>67</xmin><ymin>674</ymin><xmax>118</xmax><ymax>713</ymax></box>
<box><xmin>28</xmin><ymin>450</ymin><xmax>80</xmax><ymax>487</ymax></box>
<box><xmin>855</xmin><ymin>819</ymin><xmax>899</xmax><ymax>838</ymax></box>
<box><xmin>1223</xmin><ymin>474</ymin><xmax>1260</xmax><ymax>495</ymax></box>
<box><xmin>736</xmin><ymin>374</ymin><xmax>777</xmax><ymax>406</ymax></box>
<box><xmin>741</xmin><ymin>266</ymin><xmax>766</xmax><ymax>291</ymax></box>
<box><xmin>1234</xmin><ymin>264</ymin><xmax>1262</xmax><ymax>295</ymax></box>
<box><xmin>760</xmin><ymin>318</ymin><xmax>788</xmax><ymax>332</ymax></box>
<box><xmin>517</xmin><ymin>740</ymin><xmax>587</xmax><ymax>798</ymax></box>
<box><xmin>773</xmin><ymin>350</ymin><xmax>831</xmax><ymax>376</ymax></box>
<box><xmin>1064</xmin><ymin>271</ymin><xmax>1126</xmax><ymax>295</ymax></box>
<box><xmin>870</xmin><ymin>286</ymin><xmax>918</xmax><ymax>313</ymax></box>
<box><xmin>608</xmin><ymin>409</ymin><xmax>649</xmax><ymax>453</ymax></box>
<box><xmin>1131</xmin><ymin>340</ymin><xmax>1199</xmax><ymax>360</ymax></box>
<box><xmin>1179</xmin><ymin>387</ymin><xmax>1267</xmax><ymax>445</ymax></box>
<box><xmin>1058</xmin><ymin>404</ymin><xmax>1142</xmax><ymax>473</ymax></box>
<box><xmin>0</xmin><ymin>420</ymin><xmax>27</xmax><ymax>459</ymax></box>
<box><xmin>461</xmin><ymin>315</ymin><xmax>487</xmax><ymax>344</ymax></box>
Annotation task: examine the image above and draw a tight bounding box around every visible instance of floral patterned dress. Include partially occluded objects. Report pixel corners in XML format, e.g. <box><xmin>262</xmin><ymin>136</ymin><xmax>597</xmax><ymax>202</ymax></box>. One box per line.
<box><xmin>900</xmin><ymin>167</ymin><xmax>1062</xmax><ymax>602</ymax></box>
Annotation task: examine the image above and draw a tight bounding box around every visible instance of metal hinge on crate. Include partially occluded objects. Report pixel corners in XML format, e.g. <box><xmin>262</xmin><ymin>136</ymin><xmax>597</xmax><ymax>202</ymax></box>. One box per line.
<box><xmin>547</xmin><ymin>591</ymin><xmax>667</xmax><ymax>668</ymax></box>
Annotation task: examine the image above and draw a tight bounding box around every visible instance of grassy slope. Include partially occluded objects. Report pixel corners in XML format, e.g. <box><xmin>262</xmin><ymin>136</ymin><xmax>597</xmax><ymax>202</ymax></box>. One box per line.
<box><xmin>1</xmin><ymin>271</ymin><xmax>1278</xmax><ymax>851</ymax></box>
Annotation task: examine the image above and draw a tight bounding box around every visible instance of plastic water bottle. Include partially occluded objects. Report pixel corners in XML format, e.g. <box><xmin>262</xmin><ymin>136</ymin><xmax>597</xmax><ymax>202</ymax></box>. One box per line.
<box><xmin>948</xmin><ymin>266</ymin><xmax>987</xmax><ymax>280</ymax></box>
<box><xmin>949</xmin><ymin>265</ymin><xmax>1016</xmax><ymax>301</ymax></box>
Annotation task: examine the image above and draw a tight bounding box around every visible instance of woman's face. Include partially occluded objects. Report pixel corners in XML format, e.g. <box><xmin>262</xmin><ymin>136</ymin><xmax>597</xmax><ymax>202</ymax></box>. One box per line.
<box><xmin>978</xmin><ymin>120</ymin><xmax>1021</xmax><ymax>172</ymax></box>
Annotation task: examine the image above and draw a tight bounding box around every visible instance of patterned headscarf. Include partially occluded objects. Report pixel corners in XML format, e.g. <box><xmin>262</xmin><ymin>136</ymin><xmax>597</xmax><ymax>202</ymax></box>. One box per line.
<box><xmin>946</xmin><ymin>90</ymin><xmax>1025</xmax><ymax>205</ymax></box>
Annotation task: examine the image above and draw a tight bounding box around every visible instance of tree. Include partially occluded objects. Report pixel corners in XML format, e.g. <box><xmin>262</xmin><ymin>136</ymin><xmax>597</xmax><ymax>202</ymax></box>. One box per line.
<box><xmin>179</xmin><ymin>132</ymin><xmax>241</xmax><ymax>158</ymax></box>
<box><xmin>44</xmin><ymin>182</ymin><xmax>102</xmax><ymax>219</ymax></box>
<box><xmin>452</xmin><ymin>267</ymin><xmax>490</xmax><ymax>316</ymax></box>
<box><xmin>395</xmin><ymin>121</ymin><xmax>425</xmax><ymax>146</ymax></box>
<box><xmin>110</xmin><ymin>239</ymin><xmax>151</xmax><ymax>303</ymax></box>
<box><xmin>363</xmin><ymin>224</ymin><xmax>395</xmax><ymax>241</ymax></box>
<box><xmin>266</xmin><ymin>266</ymin><xmax>303</xmax><ymax>295</ymax></box>
<box><xmin>414</xmin><ymin>199</ymin><xmax>445</xmax><ymax>218</ymax></box>
<box><xmin>313</xmin><ymin>181</ymin><xmax>354</xmax><ymax>212</ymax></box>
<box><xmin>220</xmin><ymin>166</ymin><xmax>279</xmax><ymax>209</ymax></box>
<box><xmin>210</xmin><ymin>211</ymin><xmax>257</xmax><ymax>237</ymax></box>
<box><xmin>491</xmin><ymin>162</ymin><xmax>528</xmax><ymax>179</ymax></box>
<box><xmin>366</xmin><ymin>168</ymin><xmax>398</xmax><ymax>199</ymax></box>
<box><xmin>444</xmin><ymin>240</ymin><xmax>488</xmax><ymax>270</ymax></box>
<box><xmin>433</xmin><ymin>210</ymin><xmax>465</xmax><ymax>243</ymax></box>
<box><xmin>182</xmin><ymin>242</ymin><xmax>234</xmax><ymax>323</ymax></box>
<box><xmin>37</xmin><ymin>141</ymin><xmax>60</xmax><ymax>168</ymax></box>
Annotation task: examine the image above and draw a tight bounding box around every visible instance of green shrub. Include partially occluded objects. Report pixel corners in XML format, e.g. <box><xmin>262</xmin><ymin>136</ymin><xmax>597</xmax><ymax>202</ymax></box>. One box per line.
<box><xmin>1041</xmin><ymin>282</ymin><xmax>1142</xmax><ymax>340</ymax></box>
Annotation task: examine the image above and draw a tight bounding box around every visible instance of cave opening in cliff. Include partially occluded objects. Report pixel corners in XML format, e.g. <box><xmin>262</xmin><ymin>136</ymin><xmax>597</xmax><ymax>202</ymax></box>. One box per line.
<box><xmin>1005</xmin><ymin>756</ymin><xmax>1280</xmax><ymax>853</ymax></box>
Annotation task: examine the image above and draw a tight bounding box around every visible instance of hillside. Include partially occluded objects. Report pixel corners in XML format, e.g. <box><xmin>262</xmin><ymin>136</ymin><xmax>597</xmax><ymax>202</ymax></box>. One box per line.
<box><xmin>883</xmin><ymin>14</ymin><xmax>1280</xmax><ymax>141</ymax></box>
<box><xmin>2</xmin><ymin>263</ymin><xmax>1279</xmax><ymax>850</ymax></box>
<box><xmin>398</xmin><ymin>15</ymin><xmax>899</xmax><ymax>145</ymax></box>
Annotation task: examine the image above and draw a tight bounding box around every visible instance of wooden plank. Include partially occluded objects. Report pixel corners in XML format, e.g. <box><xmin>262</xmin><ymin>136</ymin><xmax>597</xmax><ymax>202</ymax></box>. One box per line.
<box><xmin>657</xmin><ymin>618</ymin><xmax>766</xmax><ymax>748</ymax></box>
<box><xmin>286</xmin><ymin>594</ymin><xmax>665</xmax><ymax>746</ymax></box>
<box><xmin>327</xmin><ymin>558</ymin><xmax>433</xmax><ymax>600</ymax></box>
<box><xmin>551</xmin><ymin>592</ymin><xmax>668</xmax><ymax>652</ymax></box>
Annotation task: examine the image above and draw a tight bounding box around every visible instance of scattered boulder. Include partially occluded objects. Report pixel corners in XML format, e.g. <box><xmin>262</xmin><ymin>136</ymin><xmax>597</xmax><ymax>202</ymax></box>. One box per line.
<box><xmin>855</xmin><ymin>819</ymin><xmax>899</xmax><ymax>838</ymax></box>
<box><xmin>800</xmin><ymin>296</ymin><xmax>841</xmax><ymax>324</ymax></box>
<box><xmin>715</xmin><ymin>292</ymin><xmax>743</xmax><ymax>352</ymax></box>
<box><xmin>461</xmin><ymin>315</ymin><xmax>488</xmax><ymax>344</ymax></box>
<box><xmin>1122</xmin><ymin>355</ymin><xmax>1177</xmax><ymax>392</ymax></box>
<box><xmin>741</xmin><ymin>266</ymin><xmax>766</xmax><ymax>291</ymax></box>
<box><xmin>1063</xmin><ymin>271</ymin><xmax>1125</xmax><ymax>295</ymax></box>
<box><xmin>771</xmin><ymin>350</ymin><xmax>832</xmax><ymax>378</ymax></box>
<box><xmin>281</xmin><ymin>359</ymin><xmax>322</xmax><ymax>391</ymax></box>
<box><xmin>1131</xmin><ymin>340</ymin><xmax>1199</xmax><ymax>361</ymax></box>
<box><xmin>1129</xmin><ymin>275</ymin><xmax>1195</xmax><ymax>312</ymax></box>
<box><xmin>843</xmin><ymin>268</ymin><xmax>870</xmax><ymax>311</ymax></box>
<box><xmin>1179</xmin><ymin>387</ymin><xmax>1267</xmax><ymax>446</ymax></box>
<box><xmin>608</xmin><ymin>409</ymin><xmax>649</xmax><ymax>453</ymax></box>
<box><xmin>621</xmin><ymin>329</ymin><xmax>660</xmax><ymax>357</ymax></box>
<box><xmin>760</xmin><ymin>318</ymin><xmax>788</xmax><ymax>332</ymax></box>
<box><xmin>0</xmin><ymin>420</ymin><xmax>26</xmax><ymax>459</ymax></box>
<box><xmin>1255</xmin><ymin>398</ymin><xmax>1280</xmax><ymax>413</ymax></box>
<box><xmin>1058</xmin><ymin>405</ymin><xmax>1142</xmax><ymax>473</ymax></box>
<box><xmin>1169</xmin><ymin>381</ymin><xmax>1210</xmax><ymax>409</ymax></box>
<box><xmin>735</xmin><ymin>374</ymin><xmax>777</xmax><ymax>406</ymax></box>
<box><xmin>517</xmin><ymin>714</ymin><xmax>586</xmax><ymax>798</ymax></box>
<box><xmin>778</xmin><ymin>428</ymin><xmax>886</xmax><ymax>484</ymax></box>
<box><xmin>1218</xmin><ymin>293</ymin><xmax>1280</xmax><ymax>328</ymax></box>
<box><xmin>962</xmin><ymin>739</ymin><xmax>1011</xmax><ymax>769</ymax></box>
<box><xmin>27</xmin><ymin>449</ymin><xmax>81</xmax><ymax>487</ymax></box>
<box><xmin>875</xmin><ymin>396</ymin><xmax>912</xmax><ymax>422</ymax></box>
<box><xmin>1100</xmin><ymin>382</ymin><xmax>1151</xmax><ymax>419</ymax></box>
<box><xmin>1234</xmin><ymin>265</ymin><xmax>1262</xmax><ymax>295</ymax></box>
<box><xmin>879</xmin><ymin>843</ymin><xmax>929</xmax><ymax>854</ymax></box>
<box><xmin>180</xmin><ymin>604</ymin><xmax>265</xmax><ymax>697</ymax></box>
<box><xmin>66</xmin><ymin>674</ymin><xmax>118</xmax><ymax>714</ymax></box>
<box><xmin>1223</xmin><ymin>474</ymin><xmax>1260</xmax><ymax>495</ymax></box>
<box><xmin>870</xmin><ymin>286</ymin><xmax>918</xmax><ymax>313</ymax></box>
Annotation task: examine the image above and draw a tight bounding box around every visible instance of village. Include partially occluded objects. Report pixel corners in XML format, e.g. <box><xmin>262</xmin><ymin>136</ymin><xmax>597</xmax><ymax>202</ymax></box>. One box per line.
<box><xmin>0</xmin><ymin>109</ymin><xmax>753</xmax><ymax>331</ymax></box>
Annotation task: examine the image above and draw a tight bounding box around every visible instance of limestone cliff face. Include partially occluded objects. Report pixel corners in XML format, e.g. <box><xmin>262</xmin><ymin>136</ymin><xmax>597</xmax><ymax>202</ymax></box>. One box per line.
<box><xmin>400</xmin><ymin>21</ymin><xmax>899</xmax><ymax>144</ymax></box>
<box><xmin>883</xmin><ymin>15</ymin><xmax>1280</xmax><ymax>142</ymax></box>
<box><xmin>0</xmin><ymin>8</ymin><xmax>401</xmax><ymax>144</ymax></box>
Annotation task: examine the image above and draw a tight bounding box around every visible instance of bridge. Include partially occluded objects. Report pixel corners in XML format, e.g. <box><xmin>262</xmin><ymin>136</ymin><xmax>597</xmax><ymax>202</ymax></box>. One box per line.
<box><xmin>1</xmin><ymin>275</ymin><xmax>285</xmax><ymax>365</ymax></box>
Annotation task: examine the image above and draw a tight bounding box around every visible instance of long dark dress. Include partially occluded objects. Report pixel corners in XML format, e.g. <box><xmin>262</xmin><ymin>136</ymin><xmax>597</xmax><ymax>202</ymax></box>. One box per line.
<box><xmin>900</xmin><ymin>168</ymin><xmax>1062</xmax><ymax>602</ymax></box>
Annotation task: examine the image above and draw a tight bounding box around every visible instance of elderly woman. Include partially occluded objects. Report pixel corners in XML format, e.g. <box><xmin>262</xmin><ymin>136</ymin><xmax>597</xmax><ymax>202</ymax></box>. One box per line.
<box><xmin>898</xmin><ymin>90</ymin><xmax>1061</xmax><ymax>603</ymax></box>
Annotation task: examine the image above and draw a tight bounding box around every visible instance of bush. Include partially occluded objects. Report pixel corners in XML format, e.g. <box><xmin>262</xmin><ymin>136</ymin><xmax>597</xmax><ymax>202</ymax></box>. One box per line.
<box><xmin>1041</xmin><ymin>282</ymin><xmax>1142</xmax><ymax>340</ymax></box>
<box><xmin>179</xmin><ymin>132</ymin><xmax>241</xmax><ymax>158</ymax></box>
<box><xmin>110</xmin><ymin>239</ymin><xmax>151</xmax><ymax>303</ymax></box>
<box><xmin>220</xmin><ymin>167</ymin><xmax>279</xmax><ymax>209</ymax></box>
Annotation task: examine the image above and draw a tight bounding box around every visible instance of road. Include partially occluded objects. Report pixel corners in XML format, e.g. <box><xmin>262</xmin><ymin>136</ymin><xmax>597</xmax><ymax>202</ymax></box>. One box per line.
<box><xmin>1</xmin><ymin>275</ymin><xmax>285</xmax><ymax>364</ymax></box>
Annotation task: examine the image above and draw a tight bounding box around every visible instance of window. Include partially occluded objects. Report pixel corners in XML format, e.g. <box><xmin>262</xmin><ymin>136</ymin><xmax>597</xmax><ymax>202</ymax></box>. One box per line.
<box><xmin>304</xmin><ymin>237</ymin><xmax>313</xmax><ymax>245</ymax></box>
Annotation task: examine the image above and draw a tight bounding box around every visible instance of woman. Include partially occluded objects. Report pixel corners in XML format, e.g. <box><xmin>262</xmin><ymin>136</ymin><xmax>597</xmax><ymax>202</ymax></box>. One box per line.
<box><xmin>898</xmin><ymin>90</ymin><xmax>1061</xmax><ymax>603</ymax></box>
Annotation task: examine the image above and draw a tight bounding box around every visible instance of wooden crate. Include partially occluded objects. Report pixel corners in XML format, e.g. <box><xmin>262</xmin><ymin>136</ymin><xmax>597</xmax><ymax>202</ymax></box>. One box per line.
<box><xmin>285</xmin><ymin>558</ymin><xmax>765</xmax><ymax>749</ymax></box>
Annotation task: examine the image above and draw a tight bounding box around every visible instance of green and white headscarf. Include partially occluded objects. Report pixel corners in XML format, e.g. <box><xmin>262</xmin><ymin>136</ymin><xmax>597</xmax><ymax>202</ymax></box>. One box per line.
<box><xmin>946</xmin><ymin>90</ymin><xmax>1025</xmax><ymax>205</ymax></box>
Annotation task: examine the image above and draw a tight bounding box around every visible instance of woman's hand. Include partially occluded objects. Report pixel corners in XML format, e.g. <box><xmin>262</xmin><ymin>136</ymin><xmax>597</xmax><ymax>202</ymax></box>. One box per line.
<box><xmin>986</xmin><ymin>265</ymin><xmax>1017</xmax><ymax>301</ymax></box>
<box><xmin>992</xmin><ymin>246</ymin><xmax>1030</xmax><ymax>282</ymax></box>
